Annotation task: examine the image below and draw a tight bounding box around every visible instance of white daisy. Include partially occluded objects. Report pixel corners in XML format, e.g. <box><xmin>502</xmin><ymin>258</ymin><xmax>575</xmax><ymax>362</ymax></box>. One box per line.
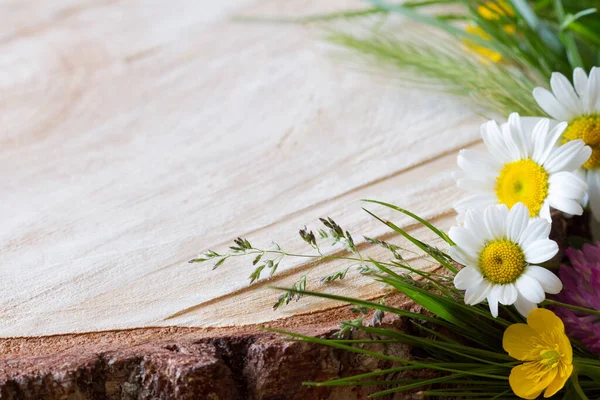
<box><xmin>449</xmin><ymin>202</ymin><xmax>562</xmax><ymax>317</ymax></box>
<box><xmin>533</xmin><ymin>67</ymin><xmax>600</xmax><ymax>220</ymax></box>
<box><xmin>455</xmin><ymin>112</ymin><xmax>590</xmax><ymax>221</ymax></box>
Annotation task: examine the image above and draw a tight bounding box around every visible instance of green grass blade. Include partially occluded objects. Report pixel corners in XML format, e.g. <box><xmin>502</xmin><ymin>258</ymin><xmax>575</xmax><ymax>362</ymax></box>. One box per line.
<box><xmin>365</xmin><ymin>0</ymin><xmax>497</xmax><ymax>49</ymax></box>
<box><xmin>269</xmin><ymin>286</ymin><xmax>447</xmax><ymax>325</ymax></box>
<box><xmin>268</xmin><ymin>327</ymin><xmax>511</xmax><ymax>380</ymax></box>
<box><xmin>544</xmin><ymin>299</ymin><xmax>600</xmax><ymax>316</ymax></box>
<box><xmin>368</xmin><ymin>373</ymin><xmax>470</xmax><ymax>397</ymax></box>
<box><xmin>362</xmin><ymin>207</ymin><xmax>458</xmax><ymax>273</ymax></box>
<box><xmin>370</xmin><ymin>263</ymin><xmax>469</xmax><ymax>329</ymax></box>
<box><xmin>233</xmin><ymin>8</ymin><xmax>384</xmax><ymax>24</ymax></box>
<box><xmin>362</xmin><ymin>199</ymin><xmax>454</xmax><ymax>245</ymax></box>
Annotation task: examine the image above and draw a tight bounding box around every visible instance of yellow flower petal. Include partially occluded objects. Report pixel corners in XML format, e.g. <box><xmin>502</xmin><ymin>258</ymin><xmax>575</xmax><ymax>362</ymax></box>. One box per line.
<box><xmin>503</xmin><ymin>323</ymin><xmax>539</xmax><ymax>361</ymax></box>
<box><xmin>557</xmin><ymin>333</ymin><xmax>573</xmax><ymax>364</ymax></box>
<box><xmin>527</xmin><ymin>308</ymin><xmax>565</xmax><ymax>335</ymax></box>
<box><xmin>477</xmin><ymin>1</ymin><xmax>514</xmax><ymax>20</ymax></box>
<box><xmin>510</xmin><ymin>363</ymin><xmax>557</xmax><ymax>399</ymax></box>
<box><xmin>504</xmin><ymin>24</ymin><xmax>516</xmax><ymax>35</ymax></box>
<box><xmin>466</xmin><ymin>24</ymin><xmax>491</xmax><ymax>40</ymax></box>
<box><xmin>544</xmin><ymin>363</ymin><xmax>573</xmax><ymax>398</ymax></box>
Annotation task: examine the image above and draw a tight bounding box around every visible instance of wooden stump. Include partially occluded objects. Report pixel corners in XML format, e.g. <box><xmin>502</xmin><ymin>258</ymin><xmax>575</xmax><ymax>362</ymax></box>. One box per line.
<box><xmin>2</xmin><ymin>295</ymin><xmax>425</xmax><ymax>399</ymax></box>
<box><xmin>0</xmin><ymin>0</ymin><xmax>484</xmax><ymax>397</ymax></box>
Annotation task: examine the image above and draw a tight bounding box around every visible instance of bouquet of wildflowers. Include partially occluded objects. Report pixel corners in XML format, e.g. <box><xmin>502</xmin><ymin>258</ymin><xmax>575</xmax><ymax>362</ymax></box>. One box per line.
<box><xmin>196</xmin><ymin>1</ymin><xmax>600</xmax><ymax>398</ymax></box>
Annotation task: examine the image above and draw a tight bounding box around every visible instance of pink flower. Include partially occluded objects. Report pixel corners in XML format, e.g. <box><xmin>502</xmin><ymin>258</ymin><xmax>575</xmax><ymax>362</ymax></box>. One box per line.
<box><xmin>554</xmin><ymin>242</ymin><xmax>600</xmax><ymax>356</ymax></box>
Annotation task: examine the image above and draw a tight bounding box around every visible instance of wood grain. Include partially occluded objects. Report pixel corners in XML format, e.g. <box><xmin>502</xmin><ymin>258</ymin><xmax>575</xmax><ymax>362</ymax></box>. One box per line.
<box><xmin>0</xmin><ymin>0</ymin><xmax>484</xmax><ymax>338</ymax></box>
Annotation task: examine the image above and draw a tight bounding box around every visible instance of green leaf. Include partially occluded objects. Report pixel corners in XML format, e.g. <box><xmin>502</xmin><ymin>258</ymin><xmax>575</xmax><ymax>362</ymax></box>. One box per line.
<box><xmin>213</xmin><ymin>257</ymin><xmax>226</xmax><ymax>270</ymax></box>
<box><xmin>510</xmin><ymin>0</ymin><xmax>564</xmax><ymax>52</ymax></box>
<box><xmin>366</xmin><ymin>0</ymin><xmax>502</xmax><ymax>49</ymax></box>
<box><xmin>269</xmin><ymin>286</ymin><xmax>451</xmax><ymax>326</ymax></box>
<box><xmin>381</xmin><ymin>276</ymin><xmax>468</xmax><ymax>328</ymax></box>
<box><xmin>566</xmin><ymin>373</ymin><xmax>589</xmax><ymax>400</ymax></box>
<box><xmin>575</xmin><ymin>363</ymin><xmax>600</xmax><ymax>384</ymax></box>
<box><xmin>561</xmin><ymin>8</ymin><xmax>598</xmax><ymax>30</ymax></box>
<box><xmin>554</xmin><ymin>0</ymin><xmax>585</xmax><ymax>68</ymax></box>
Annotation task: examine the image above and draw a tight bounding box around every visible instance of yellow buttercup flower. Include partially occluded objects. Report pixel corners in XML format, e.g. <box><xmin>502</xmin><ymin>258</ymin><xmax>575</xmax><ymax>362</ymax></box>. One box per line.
<box><xmin>464</xmin><ymin>25</ymin><xmax>503</xmax><ymax>64</ymax></box>
<box><xmin>503</xmin><ymin>309</ymin><xmax>573</xmax><ymax>399</ymax></box>
<box><xmin>477</xmin><ymin>0</ymin><xmax>514</xmax><ymax>20</ymax></box>
<box><xmin>464</xmin><ymin>1</ymin><xmax>515</xmax><ymax>63</ymax></box>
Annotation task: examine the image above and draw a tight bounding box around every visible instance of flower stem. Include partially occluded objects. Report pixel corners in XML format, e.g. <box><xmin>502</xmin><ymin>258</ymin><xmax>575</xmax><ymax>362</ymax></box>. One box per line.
<box><xmin>543</xmin><ymin>299</ymin><xmax>600</xmax><ymax>317</ymax></box>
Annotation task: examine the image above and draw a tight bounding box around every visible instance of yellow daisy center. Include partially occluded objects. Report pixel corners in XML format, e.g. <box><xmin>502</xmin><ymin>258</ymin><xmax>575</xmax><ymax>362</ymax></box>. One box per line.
<box><xmin>495</xmin><ymin>159</ymin><xmax>549</xmax><ymax>217</ymax></box>
<box><xmin>563</xmin><ymin>114</ymin><xmax>600</xmax><ymax>169</ymax></box>
<box><xmin>479</xmin><ymin>239</ymin><xmax>526</xmax><ymax>284</ymax></box>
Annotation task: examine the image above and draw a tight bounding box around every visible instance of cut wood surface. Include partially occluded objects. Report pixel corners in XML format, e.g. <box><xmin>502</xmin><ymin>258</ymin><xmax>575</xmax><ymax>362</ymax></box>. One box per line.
<box><xmin>0</xmin><ymin>0</ymin><xmax>484</xmax><ymax>338</ymax></box>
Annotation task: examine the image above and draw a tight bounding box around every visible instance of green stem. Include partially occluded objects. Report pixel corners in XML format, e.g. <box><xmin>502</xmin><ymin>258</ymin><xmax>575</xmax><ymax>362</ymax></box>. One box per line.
<box><xmin>574</xmin><ymin>357</ymin><xmax>600</xmax><ymax>366</ymax></box>
<box><xmin>543</xmin><ymin>299</ymin><xmax>600</xmax><ymax>317</ymax></box>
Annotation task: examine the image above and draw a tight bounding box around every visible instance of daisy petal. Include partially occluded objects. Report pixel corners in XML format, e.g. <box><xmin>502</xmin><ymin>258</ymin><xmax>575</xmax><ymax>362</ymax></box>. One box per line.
<box><xmin>454</xmin><ymin>266</ymin><xmax>483</xmax><ymax>290</ymax></box>
<box><xmin>487</xmin><ymin>286</ymin><xmax>500</xmax><ymax>318</ymax></box>
<box><xmin>506</xmin><ymin>113</ymin><xmax>530</xmax><ymax>159</ymax></box>
<box><xmin>454</xmin><ymin>193</ymin><xmax>496</xmax><ymax>215</ymax></box>
<box><xmin>499</xmin><ymin>283</ymin><xmax>518</xmax><ymax>305</ymax></box>
<box><xmin>550</xmin><ymin>71</ymin><xmax>582</xmax><ymax>115</ymax></box>
<box><xmin>518</xmin><ymin>218</ymin><xmax>551</xmax><ymax>250</ymax></box>
<box><xmin>544</xmin><ymin>140</ymin><xmax>591</xmax><ymax>174</ymax></box>
<box><xmin>573</xmin><ymin>67</ymin><xmax>589</xmax><ymax>112</ymax></box>
<box><xmin>525</xmin><ymin>265</ymin><xmax>563</xmax><ymax>294</ymax></box>
<box><xmin>481</xmin><ymin>120</ymin><xmax>513</xmax><ymax>163</ymax></box>
<box><xmin>448</xmin><ymin>246</ymin><xmax>476</xmax><ymax>267</ymax></box>
<box><xmin>514</xmin><ymin>293</ymin><xmax>537</xmax><ymax>317</ymax></box>
<box><xmin>547</xmin><ymin>195</ymin><xmax>584</xmax><ymax>216</ymax></box>
<box><xmin>506</xmin><ymin>202</ymin><xmax>528</xmax><ymax>242</ymax></box>
<box><xmin>536</xmin><ymin>122</ymin><xmax>568</xmax><ymax>167</ymax></box>
<box><xmin>516</xmin><ymin>274</ymin><xmax>545</xmax><ymax>303</ymax></box>
<box><xmin>457</xmin><ymin>149</ymin><xmax>500</xmax><ymax>177</ymax></box>
<box><xmin>457</xmin><ymin>178</ymin><xmax>495</xmax><ymax>192</ymax></box>
<box><xmin>483</xmin><ymin>204</ymin><xmax>508</xmax><ymax>239</ymax></box>
<box><xmin>531</xmin><ymin>118</ymin><xmax>550</xmax><ymax>164</ymax></box>
<box><xmin>500</xmin><ymin>120</ymin><xmax>522</xmax><ymax>160</ymax></box>
<box><xmin>533</xmin><ymin>87</ymin><xmax>572</xmax><ymax>121</ymax></box>
<box><xmin>587</xmin><ymin>169</ymin><xmax>600</xmax><ymax>221</ymax></box>
<box><xmin>448</xmin><ymin>226</ymin><xmax>481</xmax><ymax>254</ymax></box>
<box><xmin>548</xmin><ymin>171</ymin><xmax>588</xmax><ymax>201</ymax></box>
<box><xmin>539</xmin><ymin>201</ymin><xmax>552</xmax><ymax>222</ymax></box>
<box><xmin>523</xmin><ymin>239</ymin><xmax>558</xmax><ymax>264</ymax></box>
<box><xmin>575</xmin><ymin>168</ymin><xmax>589</xmax><ymax>206</ymax></box>
<box><xmin>588</xmin><ymin>66</ymin><xmax>600</xmax><ymax>114</ymax></box>
<box><xmin>464</xmin><ymin>208</ymin><xmax>489</xmax><ymax>241</ymax></box>
<box><xmin>464</xmin><ymin>281</ymin><xmax>492</xmax><ymax>305</ymax></box>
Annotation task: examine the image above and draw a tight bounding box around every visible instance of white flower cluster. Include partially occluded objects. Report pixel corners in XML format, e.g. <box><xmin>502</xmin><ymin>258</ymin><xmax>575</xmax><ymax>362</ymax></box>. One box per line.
<box><xmin>450</xmin><ymin>67</ymin><xmax>600</xmax><ymax>317</ymax></box>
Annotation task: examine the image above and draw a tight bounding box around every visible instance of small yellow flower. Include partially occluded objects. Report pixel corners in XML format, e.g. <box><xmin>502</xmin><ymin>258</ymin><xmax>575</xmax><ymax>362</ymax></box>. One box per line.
<box><xmin>464</xmin><ymin>1</ymin><xmax>515</xmax><ymax>64</ymax></box>
<box><xmin>503</xmin><ymin>309</ymin><xmax>573</xmax><ymax>399</ymax></box>
<box><xmin>464</xmin><ymin>25</ymin><xmax>503</xmax><ymax>64</ymax></box>
<box><xmin>477</xmin><ymin>0</ymin><xmax>514</xmax><ymax>20</ymax></box>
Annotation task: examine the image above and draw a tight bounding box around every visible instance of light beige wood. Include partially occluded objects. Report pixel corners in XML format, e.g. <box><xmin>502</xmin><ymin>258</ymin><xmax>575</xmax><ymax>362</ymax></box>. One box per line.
<box><xmin>0</xmin><ymin>0</ymin><xmax>484</xmax><ymax>337</ymax></box>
